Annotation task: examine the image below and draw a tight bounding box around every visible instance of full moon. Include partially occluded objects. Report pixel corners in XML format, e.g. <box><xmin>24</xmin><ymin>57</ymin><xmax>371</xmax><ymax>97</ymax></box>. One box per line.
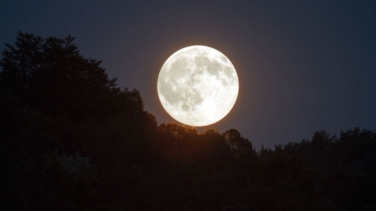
<box><xmin>157</xmin><ymin>45</ymin><xmax>239</xmax><ymax>127</ymax></box>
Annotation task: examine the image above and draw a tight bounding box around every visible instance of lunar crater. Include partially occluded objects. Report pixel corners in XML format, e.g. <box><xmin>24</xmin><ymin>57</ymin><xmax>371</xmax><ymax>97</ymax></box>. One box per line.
<box><xmin>158</xmin><ymin>45</ymin><xmax>239</xmax><ymax>126</ymax></box>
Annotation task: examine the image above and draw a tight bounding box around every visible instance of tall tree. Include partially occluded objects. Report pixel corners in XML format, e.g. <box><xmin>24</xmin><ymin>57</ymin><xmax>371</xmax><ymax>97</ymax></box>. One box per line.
<box><xmin>0</xmin><ymin>32</ymin><xmax>119</xmax><ymax>122</ymax></box>
<box><xmin>0</xmin><ymin>32</ymin><xmax>157</xmax><ymax>152</ymax></box>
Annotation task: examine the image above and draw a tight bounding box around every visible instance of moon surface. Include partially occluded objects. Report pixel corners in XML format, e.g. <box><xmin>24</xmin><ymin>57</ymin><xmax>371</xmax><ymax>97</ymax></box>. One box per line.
<box><xmin>157</xmin><ymin>45</ymin><xmax>239</xmax><ymax>127</ymax></box>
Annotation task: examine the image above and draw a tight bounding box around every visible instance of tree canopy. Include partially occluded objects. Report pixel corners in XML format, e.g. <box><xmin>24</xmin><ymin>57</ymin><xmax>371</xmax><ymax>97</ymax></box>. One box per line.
<box><xmin>1</xmin><ymin>33</ymin><xmax>375</xmax><ymax>210</ymax></box>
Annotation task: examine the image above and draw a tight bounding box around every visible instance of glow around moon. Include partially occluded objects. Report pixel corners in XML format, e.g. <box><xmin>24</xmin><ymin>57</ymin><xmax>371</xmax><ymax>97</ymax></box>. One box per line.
<box><xmin>157</xmin><ymin>45</ymin><xmax>239</xmax><ymax>127</ymax></box>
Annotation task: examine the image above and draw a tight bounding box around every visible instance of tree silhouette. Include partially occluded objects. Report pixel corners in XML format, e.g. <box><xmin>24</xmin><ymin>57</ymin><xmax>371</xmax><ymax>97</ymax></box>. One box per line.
<box><xmin>1</xmin><ymin>32</ymin><xmax>376</xmax><ymax>210</ymax></box>
<box><xmin>0</xmin><ymin>32</ymin><xmax>119</xmax><ymax>122</ymax></box>
<box><xmin>223</xmin><ymin>129</ymin><xmax>256</xmax><ymax>158</ymax></box>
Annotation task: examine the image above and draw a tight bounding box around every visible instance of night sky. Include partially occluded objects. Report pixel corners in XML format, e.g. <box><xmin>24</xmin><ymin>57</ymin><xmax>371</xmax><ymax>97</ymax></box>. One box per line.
<box><xmin>1</xmin><ymin>0</ymin><xmax>375</xmax><ymax>149</ymax></box>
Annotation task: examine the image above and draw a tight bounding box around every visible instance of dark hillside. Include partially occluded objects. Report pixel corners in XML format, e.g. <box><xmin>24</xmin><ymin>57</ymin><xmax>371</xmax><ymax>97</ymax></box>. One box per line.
<box><xmin>1</xmin><ymin>33</ymin><xmax>375</xmax><ymax>210</ymax></box>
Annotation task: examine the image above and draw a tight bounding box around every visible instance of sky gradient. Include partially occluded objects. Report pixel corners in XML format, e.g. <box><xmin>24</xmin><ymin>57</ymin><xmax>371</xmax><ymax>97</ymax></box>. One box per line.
<box><xmin>1</xmin><ymin>0</ymin><xmax>375</xmax><ymax>149</ymax></box>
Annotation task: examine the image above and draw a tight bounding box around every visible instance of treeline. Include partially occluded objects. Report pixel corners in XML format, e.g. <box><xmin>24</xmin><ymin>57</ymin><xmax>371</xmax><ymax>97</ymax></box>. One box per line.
<box><xmin>1</xmin><ymin>33</ymin><xmax>375</xmax><ymax>210</ymax></box>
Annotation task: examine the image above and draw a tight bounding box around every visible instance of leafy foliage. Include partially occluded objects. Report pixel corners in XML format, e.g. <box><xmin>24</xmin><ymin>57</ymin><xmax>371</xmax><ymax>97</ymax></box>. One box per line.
<box><xmin>1</xmin><ymin>33</ymin><xmax>376</xmax><ymax>210</ymax></box>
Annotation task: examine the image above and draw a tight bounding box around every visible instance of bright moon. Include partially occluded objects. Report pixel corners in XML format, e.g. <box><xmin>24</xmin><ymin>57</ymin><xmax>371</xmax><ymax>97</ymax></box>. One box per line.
<box><xmin>157</xmin><ymin>45</ymin><xmax>239</xmax><ymax>127</ymax></box>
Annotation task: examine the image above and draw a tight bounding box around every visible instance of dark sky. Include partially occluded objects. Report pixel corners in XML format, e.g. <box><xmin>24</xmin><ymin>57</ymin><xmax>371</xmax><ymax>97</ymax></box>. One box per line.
<box><xmin>1</xmin><ymin>0</ymin><xmax>375</xmax><ymax>149</ymax></box>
